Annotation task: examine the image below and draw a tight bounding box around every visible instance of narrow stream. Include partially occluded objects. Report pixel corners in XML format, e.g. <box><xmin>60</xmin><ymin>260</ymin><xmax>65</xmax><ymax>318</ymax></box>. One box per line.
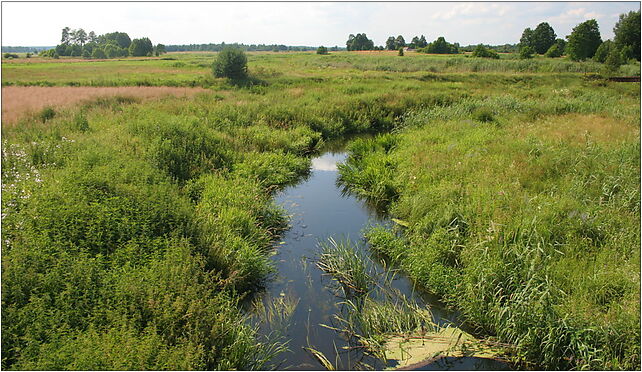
<box><xmin>251</xmin><ymin>141</ymin><xmax>508</xmax><ymax>370</ymax></box>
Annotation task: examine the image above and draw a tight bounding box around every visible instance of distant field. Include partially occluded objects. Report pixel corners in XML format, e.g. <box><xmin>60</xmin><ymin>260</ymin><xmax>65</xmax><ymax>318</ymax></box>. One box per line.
<box><xmin>2</xmin><ymin>86</ymin><xmax>208</xmax><ymax>124</ymax></box>
<box><xmin>2</xmin><ymin>51</ymin><xmax>640</xmax><ymax>89</ymax></box>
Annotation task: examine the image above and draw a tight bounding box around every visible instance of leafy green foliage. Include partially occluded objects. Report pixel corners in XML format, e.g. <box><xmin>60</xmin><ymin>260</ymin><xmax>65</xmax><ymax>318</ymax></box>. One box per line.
<box><xmin>129</xmin><ymin>37</ymin><xmax>154</xmax><ymax>57</ymax></box>
<box><xmin>566</xmin><ymin>19</ymin><xmax>602</xmax><ymax>61</ymax></box>
<box><xmin>471</xmin><ymin>44</ymin><xmax>499</xmax><ymax>59</ymax></box>
<box><xmin>418</xmin><ymin>37</ymin><xmax>459</xmax><ymax>54</ymax></box>
<box><xmin>519</xmin><ymin>46</ymin><xmax>535</xmax><ymax>59</ymax></box>
<box><xmin>346</xmin><ymin>33</ymin><xmax>374</xmax><ymax>51</ymax></box>
<box><xmin>613</xmin><ymin>10</ymin><xmax>640</xmax><ymax>61</ymax></box>
<box><xmin>212</xmin><ymin>47</ymin><xmax>248</xmax><ymax>80</ymax></box>
<box><xmin>316</xmin><ymin>46</ymin><xmax>328</xmax><ymax>55</ymax></box>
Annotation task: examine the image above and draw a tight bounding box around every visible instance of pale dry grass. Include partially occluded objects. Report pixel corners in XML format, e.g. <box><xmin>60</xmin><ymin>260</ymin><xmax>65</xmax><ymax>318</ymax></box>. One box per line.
<box><xmin>515</xmin><ymin>113</ymin><xmax>640</xmax><ymax>146</ymax></box>
<box><xmin>2</xmin><ymin>86</ymin><xmax>208</xmax><ymax>125</ymax></box>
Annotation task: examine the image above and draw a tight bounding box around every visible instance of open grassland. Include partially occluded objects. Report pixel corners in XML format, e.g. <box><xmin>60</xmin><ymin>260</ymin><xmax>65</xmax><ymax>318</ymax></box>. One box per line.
<box><xmin>2</xmin><ymin>51</ymin><xmax>640</xmax><ymax>88</ymax></box>
<box><xmin>2</xmin><ymin>51</ymin><xmax>640</xmax><ymax>370</ymax></box>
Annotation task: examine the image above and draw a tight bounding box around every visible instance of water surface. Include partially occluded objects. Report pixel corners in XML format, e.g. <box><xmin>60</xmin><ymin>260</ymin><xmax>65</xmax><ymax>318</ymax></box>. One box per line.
<box><xmin>252</xmin><ymin>144</ymin><xmax>502</xmax><ymax>370</ymax></box>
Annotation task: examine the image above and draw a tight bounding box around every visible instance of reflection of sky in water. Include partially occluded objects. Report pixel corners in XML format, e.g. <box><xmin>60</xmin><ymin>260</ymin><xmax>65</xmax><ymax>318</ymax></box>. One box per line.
<box><xmin>310</xmin><ymin>152</ymin><xmax>346</xmax><ymax>172</ymax></box>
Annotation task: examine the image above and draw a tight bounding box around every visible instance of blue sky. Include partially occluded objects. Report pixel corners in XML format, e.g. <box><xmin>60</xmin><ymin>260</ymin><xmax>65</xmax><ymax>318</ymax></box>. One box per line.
<box><xmin>2</xmin><ymin>2</ymin><xmax>640</xmax><ymax>46</ymax></box>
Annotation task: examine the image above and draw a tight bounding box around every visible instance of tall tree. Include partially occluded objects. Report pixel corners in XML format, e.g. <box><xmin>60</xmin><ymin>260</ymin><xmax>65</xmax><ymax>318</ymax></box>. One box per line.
<box><xmin>129</xmin><ymin>37</ymin><xmax>154</xmax><ymax>56</ymax></box>
<box><xmin>613</xmin><ymin>10</ymin><xmax>640</xmax><ymax>61</ymax></box>
<box><xmin>74</xmin><ymin>29</ymin><xmax>88</xmax><ymax>46</ymax></box>
<box><xmin>88</xmin><ymin>31</ymin><xmax>97</xmax><ymax>43</ymax></box>
<box><xmin>532</xmin><ymin>22</ymin><xmax>556</xmax><ymax>54</ymax></box>
<box><xmin>385</xmin><ymin>36</ymin><xmax>396</xmax><ymax>50</ymax></box>
<box><xmin>410</xmin><ymin>36</ymin><xmax>420</xmax><ymax>49</ymax></box>
<box><xmin>566</xmin><ymin>19</ymin><xmax>602</xmax><ymax>61</ymax></box>
<box><xmin>395</xmin><ymin>35</ymin><xmax>406</xmax><ymax>49</ymax></box>
<box><xmin>520</xmin><ymin>28</ymin><xmax>534</xmax><ymax>49</ymax></box>
<box><xmin>418</xmin><ymin>35</ymin><xmax>428</xmax><ymax>48</ymax></box>
<box><xmin>61</xmin><ymin>27</ymin><xmax>71</xmax><ymax>44</ymax></box>
<box><xmin>346</xmin><ymin>33</ymin><xmax>374</xmax><ymax>51</ymax></box>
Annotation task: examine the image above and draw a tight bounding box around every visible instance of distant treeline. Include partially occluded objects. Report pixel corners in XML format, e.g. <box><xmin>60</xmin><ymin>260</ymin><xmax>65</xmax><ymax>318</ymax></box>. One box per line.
<box><xmin>165</xmin><ymin>43</ymin><xmax>340</xmax><ymax>52</ymax></box>
<box><xmin>2</xmin><ymin>46</ymin><xmax>53</xmax><ymax>53</ymax></box>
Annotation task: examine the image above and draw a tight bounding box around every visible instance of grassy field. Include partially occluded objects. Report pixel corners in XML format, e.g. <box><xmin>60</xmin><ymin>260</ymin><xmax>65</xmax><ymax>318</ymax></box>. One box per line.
<box><xmin>1</xmin><ymin>51</ymin><xmax>640</xmax><ymax>370</ymax></box>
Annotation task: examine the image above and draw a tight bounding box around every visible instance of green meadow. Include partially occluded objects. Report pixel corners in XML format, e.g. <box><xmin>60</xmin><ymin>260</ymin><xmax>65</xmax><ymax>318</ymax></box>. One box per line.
<box><xmin>2</xmin><ymin>51</ymin><xmax>640</xmax><ymax>370</ymax></box>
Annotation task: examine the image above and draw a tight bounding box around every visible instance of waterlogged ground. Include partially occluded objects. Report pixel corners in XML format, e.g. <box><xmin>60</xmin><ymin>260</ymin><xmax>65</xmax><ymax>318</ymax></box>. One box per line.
<box><xmin>249</xmin><ymin>143</ymin><xmax>507</xmax><ymax>370</ymax></box>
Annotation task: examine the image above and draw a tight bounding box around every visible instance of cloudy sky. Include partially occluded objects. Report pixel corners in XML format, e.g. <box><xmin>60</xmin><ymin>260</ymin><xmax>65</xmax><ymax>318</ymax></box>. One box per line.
<box><xmin>2</xmin><ymin>2</ymin><xmax>640</xmax><ymax>47</ymax></box>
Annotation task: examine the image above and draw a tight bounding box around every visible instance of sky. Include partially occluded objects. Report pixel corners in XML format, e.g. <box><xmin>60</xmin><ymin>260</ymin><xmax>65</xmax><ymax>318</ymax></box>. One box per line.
<box><xmin>2</xmin><ymin>1</ymin><xmax>640</xmax><ymax>47</ymax></box>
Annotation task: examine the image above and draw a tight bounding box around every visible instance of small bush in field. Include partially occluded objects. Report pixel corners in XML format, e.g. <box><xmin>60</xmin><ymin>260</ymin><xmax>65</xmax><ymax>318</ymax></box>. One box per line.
<box><xmin>38</xmin><ymin>107</ymin><xmax>56</xmax><ymax>122</ymax></box>
<box><xmin>212</xmin><ymin>47</ymin><xmax>248</xmax><ymax>80</ymax></box>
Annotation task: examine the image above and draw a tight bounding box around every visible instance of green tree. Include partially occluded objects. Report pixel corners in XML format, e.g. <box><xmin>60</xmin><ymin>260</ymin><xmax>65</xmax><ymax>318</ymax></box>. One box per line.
<box><xmin>101</xmin><ymin>32</ymin><xmax>132</xmax><ymax>49</ymax></box>
<box><xmin>129</xmin><ymin>37</ymin><xmax>154</xmax><ymax>57</ymax></box>
<box><xmin>422</xmin><ymin>37</ymin><xmax>459</xmax><ymax>54</ymax></box>
<box><xmin>566</xmin><ymin>19</ymin><xmax>602</xmax><ymax>61</ymax></box>
<box><xmin>395</xmin><ymin>35</ymin><xmax>406</xmax><ymax>49</ymax></box>
<box><xmin>74</xmin><ymin>29</ymin><xmax>88</xmax><ymax>46</ymax></box>
<box><xmin>385</xmin><ymin>36</ymin><xmax>396</xmax><ymax>50</ymax></box>
<box><xmin>613</xmin><ymin>10</ymin><xmax>640</xmax><ymax>61</ymax></box>
<box><xmin>61</xmin><ymin>27</ymin><xmax>71</xmax><ymax>44</ymax></box>
<box><xmin>88</xmin><ymin>31</ymin><xmax>97</xmax><ymax>43</ymax></box>
<box><xmin>410</xmin><ymin>36</ymin><xmax>420</xmax><ymax>49</ymax></box>
<box><xmin>104</xmin><ymin>44</ymin><xmax>121</xmax><ymax>59</ymax></box>
<box><xmin>605</xmin><ymin>47</ymin><xmax>623</xmax><ymax>72</ymax></box>
<box><xmin>519</xmin><ymin>46</ymin><xmax>535</xmax><ymax>59</ymax></box>
<box><xmin>91</xmin><ymin>47</ymin><xmax>106</xmax><ymax>59</ymax></box>
<box><xmin>212</xmin><ymin>47</ymin><xmax>248</xmax><ymax>80</ymax></box>
<box><xmin>532</xmin><ymin>22</ymin><xmax>556</xmax><ymax>54</ymax></box>
<box><xmin>544</xmin><ymin>43</ymin><xmax>563</xmax><ymax>58</ymax></box>
<box><xmin>418</xmin><ymin>35</ymin><xmax>428</xmax><ymax>48</ymax></box>
<box><xmin>398</xmin><ymin>47</ymin><xmax>404</xmax><ymax>56</ymax></box>
<box><xmin>520</xmin><ymin>28</ymin><xmax>534</xmax><ymax>49</ymax></box>
<box><xmin>155</xmin><ymin>44</ymin><xmax>166</xmax><ymax>56</ymax></box>
<box><xmin>472</xmin><ymin>44</ymin><xmax>499</xmax><ymax>59</ymax></box>
<box><xmin>316</xmin><ymin>46</ymin><xmax>328</xmax><ymax>55</ymax></box>
<box><xmin>346</xmin><ymin>33</ymin><xmax>374</xmax><ymax>51</ymax></box>
<box><xmin>593</xmin><ymin>40</ymin><xmax>614</xmax><ymax>63</ymax></box>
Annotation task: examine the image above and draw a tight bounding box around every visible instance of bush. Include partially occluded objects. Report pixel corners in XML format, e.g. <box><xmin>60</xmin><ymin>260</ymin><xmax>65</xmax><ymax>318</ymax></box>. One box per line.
<box><xmin>471</xmin><ymin>45</ymin><xmax>499</xmax><ymax>59</ymax></box>
<box><xmin>38</xmin><ymin>107</ymin><xmax>56</xmax><ymax>122</ymax></box>
<box><xmin>3</xmin><ymin>53</ymin><xmax>18</xmax><ymax>59</ymax></box>
<box><xmin>520</xmin><ymin>46</ymin><xmax>535</xmax><ymax>59</ymax></box>
<box><xmin>398</xmin><ymin>47</ymin><xmax>404</xmax><ymax>56</ymax></box>
<box><xmin>91</xmin><ymin>48</ymin><xmax>106</xmax><ymax>59</ymax></box>
<box><xmin>316</xmin><ymin>46</ymin><xmax>328</xmax><ymax>55</ymax></box>
<box><xmin>212</xmin><ymin>47</ymin><xmax>248</xmax><ymax>80</ymax></box>
<box><xmin>544</xmin><ymin>43</ymin><xmax>564</xmax><ymax>58</ymax></box>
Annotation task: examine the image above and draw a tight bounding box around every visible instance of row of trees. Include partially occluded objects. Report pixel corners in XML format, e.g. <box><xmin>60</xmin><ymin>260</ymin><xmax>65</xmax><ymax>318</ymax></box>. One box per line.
<box><xmin>518</xmin><ymin>10</ymin><xmax>640</xmax><ymax>64</ymax></box>
<box><xmin>166</xmin><ymin>43</ymin><xmax>320</xmax><ymax>52</ymax></box>
<box><xmin>384</xmin><ymin>35</ymin><xmax>428</xmax><ymax>50</ymax></box>
<box><xmin>41</xmin><ymin>28</ymin><xmax>166</xmax><ymax>59</ymax></box>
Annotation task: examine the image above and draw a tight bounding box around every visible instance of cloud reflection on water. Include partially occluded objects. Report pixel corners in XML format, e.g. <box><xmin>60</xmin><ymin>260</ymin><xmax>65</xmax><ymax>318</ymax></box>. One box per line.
<box><xmin>311</xmin><ymin>157</ymin><xmax>339</xmax><ymax>171</ymax></box>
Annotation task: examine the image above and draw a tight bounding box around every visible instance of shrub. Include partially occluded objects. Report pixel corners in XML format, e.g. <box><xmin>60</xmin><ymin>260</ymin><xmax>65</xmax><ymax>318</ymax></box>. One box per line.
<box><xmin>398</xmin><ymin>47</ymin><xmax>404</xmax><ymax>56</ymax></box>
<box><xmin>212</xmin><ymin>47</ymin><xmax>248</xmax><ymax>80</ymax></box>
<box><xmin>471</xmin><ymin>44</ymin><xmax>499</xmax><ymax>59</ymax></box>
<box><xmin>3</xmin><ymin>53</ymin><xmax>18</xmax><ymax>59</ymax></box>
<box><xmin>38</xmin><ymin>107</ymin><xmax>56</xmax><ymax>122</ymax></box>
<box><xmin>520</xmin><ymin>46</ymin><xmax>535</xmax><ymax>59</ymax></box>
<box><xmin>316</xmin><ymin>46</ymin><xmax>328</xmax><ymax>55</ymax></box>
<box><xmin>545</xmin><ymin>43</ymin><xmax>564</xmax><ymax>58</ymax></box>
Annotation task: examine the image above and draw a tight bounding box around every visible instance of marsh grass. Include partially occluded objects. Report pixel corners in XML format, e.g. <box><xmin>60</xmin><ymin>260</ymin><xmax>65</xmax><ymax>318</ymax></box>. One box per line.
<box><xmin>316</xmin><ymin>238</ymin><xmax>436</xmax><ymax>364</ymax></box>
<box><xmin>2</xmin><ymin>51</ymin><xmax>638</xmax><ymax>370</ymax></box>
<box><xmin>340</xmin><ymin>83</ymin><xmax>640</xmax><ymax>369</ymax></box>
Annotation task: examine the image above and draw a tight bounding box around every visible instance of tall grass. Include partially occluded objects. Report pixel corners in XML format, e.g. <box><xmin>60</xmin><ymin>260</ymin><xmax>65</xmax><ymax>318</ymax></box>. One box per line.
<box><xmin>339</xmin><ymin>82</ymin><xmax>640</xmax><ymax>369</ymax></box>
